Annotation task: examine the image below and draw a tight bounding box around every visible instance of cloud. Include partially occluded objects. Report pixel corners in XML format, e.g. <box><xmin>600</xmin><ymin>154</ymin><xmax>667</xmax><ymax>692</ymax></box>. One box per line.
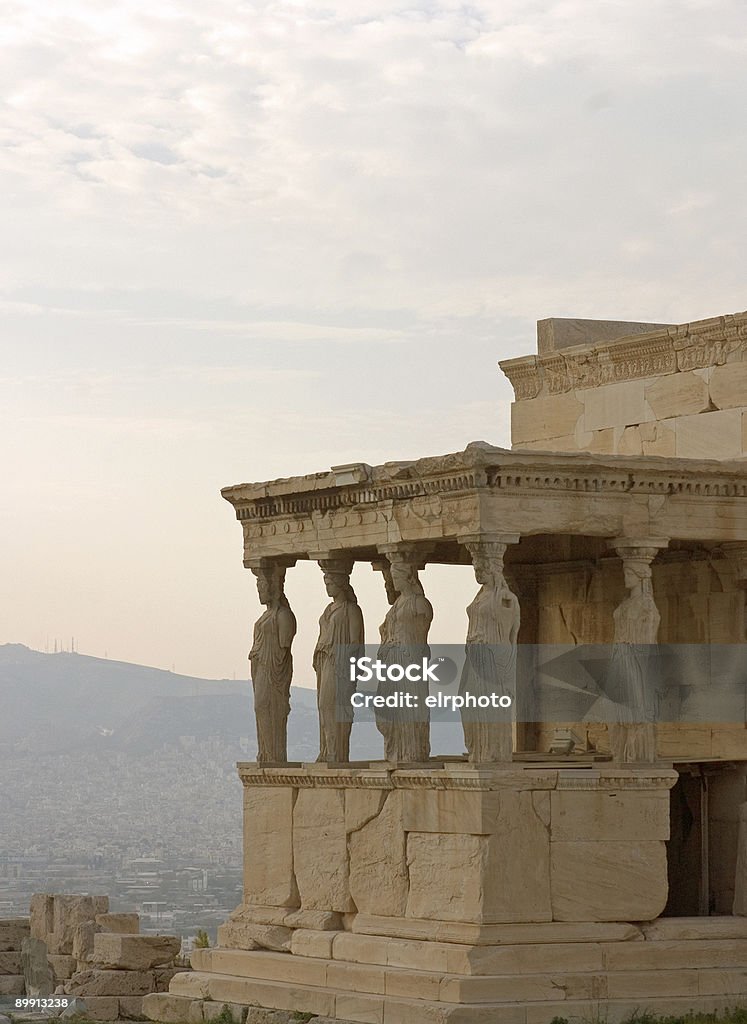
<box><xmin>2</xmin><ymin>0</ymin><xmax>746</xmax><ymax>677</ymax></box>
<box><xmin>1</xmin><ymin>0</ymin><xmax>744</xmax><ymax>321</ymax></box>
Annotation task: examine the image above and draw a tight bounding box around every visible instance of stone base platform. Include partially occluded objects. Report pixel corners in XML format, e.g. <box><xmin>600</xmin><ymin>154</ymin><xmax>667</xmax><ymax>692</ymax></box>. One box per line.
<box><xmin>144</xmin><ymin>763</ymin><xmax>747</xmax><ymax>1023</ymax></box>
<box><xmin>143</xmin><ymin>917</ymin><xmax>747</xmax><ymax>1024</ymax></box>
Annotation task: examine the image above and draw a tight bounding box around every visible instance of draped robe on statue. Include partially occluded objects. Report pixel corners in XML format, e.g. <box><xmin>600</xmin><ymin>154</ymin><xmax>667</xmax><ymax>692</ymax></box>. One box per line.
<box><xmin>249</xmin><ymin>599</ymin><xmax>296</xmax><ymax>764</ymax></box>
<box><xmin>605</xmin><ymin>591</ymin><xmax>660</xmax><ymax>763</ymax></box>
<box><xmin>460</xmin><ymin>584</ymin><xmax>520</xmax><ymax>762</ymax></box>
<box><xmin>314</xmin><ymin>598</ymin><xmax>364</xmax><ymax>762</ymax></box>
<box><xmin>376</xmin><ymin>593</ymin><xmax>432</xmax><ymax>763</ymax></box>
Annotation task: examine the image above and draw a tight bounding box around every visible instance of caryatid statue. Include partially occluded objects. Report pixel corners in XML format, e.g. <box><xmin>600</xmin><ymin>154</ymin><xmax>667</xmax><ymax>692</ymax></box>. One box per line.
<box><xmin>248</xmin><ymin>563</ymin><xmax>297</xmax><ymax>765</ymax></box>
<box><xmin>313</xmin><ymin>558</ymin><xmax>365</xmax><ymax>763</ymax></box>
<box><xmin>375</xmin><ymin>549</ymin><xmax>433</xmax><ymax>763</ymax></box>
<box><xmin>605</xmin><ymin>540</ymin><xmax>667</xmax><ymax>763</ymax></box>
<box><xmin>460</xmin><ymin>537</ymin><xmax>520</xmax><ymax>763</ymax></box>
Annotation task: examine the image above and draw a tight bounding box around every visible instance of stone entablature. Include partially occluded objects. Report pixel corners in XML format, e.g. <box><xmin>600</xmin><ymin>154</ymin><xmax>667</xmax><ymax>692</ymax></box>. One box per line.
<box><xmin>222</xmin><ymin>444</ymin><xmax>747</xmax><ymax>561</ymax></box>
<box><xmin>501</xmin><ymin>310</ymin><xmax>747</xmax><ymax>458</ymax></box>
<box><xmin>501</xmin><ymin>309</ymin><xmax>747</xmax><ymax>400</ymax></box>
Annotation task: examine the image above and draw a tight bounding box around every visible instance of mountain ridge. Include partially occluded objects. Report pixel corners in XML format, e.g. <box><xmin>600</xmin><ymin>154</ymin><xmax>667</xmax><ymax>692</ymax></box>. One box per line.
<box><xmin>0</xmin><ymin>642</ymin><xmax>318</xmax><ymax>756</ymax></box>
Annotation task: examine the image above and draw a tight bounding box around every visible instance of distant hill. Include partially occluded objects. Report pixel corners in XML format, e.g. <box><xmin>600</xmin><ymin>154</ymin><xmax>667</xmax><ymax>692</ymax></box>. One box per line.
<box><xmin>0</xmin><ymin>643</ymin><xmax>321</xmax><ymax>757</ymax></box>
<box><xmin>0</xmin><ymin>644</ymin><xmax>460</xmax><ymax>760</ymax></box>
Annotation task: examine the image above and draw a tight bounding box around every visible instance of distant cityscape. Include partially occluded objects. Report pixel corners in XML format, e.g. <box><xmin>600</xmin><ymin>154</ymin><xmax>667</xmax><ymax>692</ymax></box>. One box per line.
<box><xmin>0</xmin><ymin>738</ymin><xmax>248</xmax><ymax>943</ymax></box>
<box><xmin>0</xmin><ymin>642</ymin><xmax>436</xmax><ymax>943</ymax></box>
<box><xmin>0</xmin><ymin>644</ymin><xmax>323</xmax><ymax>943</ymax></box>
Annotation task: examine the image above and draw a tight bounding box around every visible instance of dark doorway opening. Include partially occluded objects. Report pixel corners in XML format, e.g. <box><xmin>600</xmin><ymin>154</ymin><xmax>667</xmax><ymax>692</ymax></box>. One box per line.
<box><xmin>665</xmin><ymin>763</ymin><xmax>745</xmax><ymax>916</ymax></box>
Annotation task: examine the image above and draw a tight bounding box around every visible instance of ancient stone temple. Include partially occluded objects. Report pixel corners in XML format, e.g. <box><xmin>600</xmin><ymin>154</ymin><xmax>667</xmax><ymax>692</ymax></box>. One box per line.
<box><xmin>145</xmin><ymin>310</ymin><xmax>747</xmax><ymax>1024</ymax></box>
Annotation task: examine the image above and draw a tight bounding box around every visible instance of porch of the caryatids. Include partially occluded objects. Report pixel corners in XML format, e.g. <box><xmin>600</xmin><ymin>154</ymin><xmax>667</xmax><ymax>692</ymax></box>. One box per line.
<box><xmin>313</xmin><ymin>556</ymin><xmax>365</xmax><ymax>763</ymax></box>
<box><xmin>374</xmin><ymin>544</ymin><xmax>433</xmax><ymax>763</ymax></box>
<box><xmin>247</xmin><ymin>558</ymin><xmax>297</xmax><ymax>766</ymax></box>
<box><xmin>460</xmin><ymin>534</ymin><xmax>521</xmax><ymax>763</ymax></box>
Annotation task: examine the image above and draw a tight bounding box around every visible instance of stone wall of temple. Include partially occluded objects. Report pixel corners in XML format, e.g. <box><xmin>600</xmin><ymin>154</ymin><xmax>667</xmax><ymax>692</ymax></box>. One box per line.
<box><xmin>527</xmin><ymin>553</ymin><xmax>743</xmax><ymax>647</ymax></box>
<box><xmin>526</xmin><ymin>553</ymin><xmax>747</xmax><ymax>761</ymax></box>
<box><xmin>501</xmin><ymin>311</ymin><xmax>747</xmax><ymax>458</ymax></box>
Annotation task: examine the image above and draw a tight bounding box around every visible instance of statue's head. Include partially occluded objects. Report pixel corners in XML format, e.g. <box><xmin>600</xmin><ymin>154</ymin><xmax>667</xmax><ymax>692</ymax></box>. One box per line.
<box><xmin>468</xmin><ymin>540</ymin><xmax>506</xmax><ymax>588</ymax></box>
<box><xmin>323</xmin><ymin>570</ymin><xmax>351</xmax><ymax>600</ymax></box>
<box><xmin>320</xmin><ymin>558</ymin><xmax>354</xmax><ymax>601</ymax></box>
<box><xmin>623</xmin><ymin>559</ymin><xmax>652</xmax><ymax>594</ymax></box>
<box><xmin>252</xmin><ymin>564</ymin><xmax>285</xmax><ymax>606</ymax></box>
<box><xmin>473</xmin><ymin>553</ymin><xmax>502</xmax><ymax>587</ymax></box>
<box><xmin>389</xmin><ymin>559</ymin><xmax>418</xmax><ymax>595</ymax></box>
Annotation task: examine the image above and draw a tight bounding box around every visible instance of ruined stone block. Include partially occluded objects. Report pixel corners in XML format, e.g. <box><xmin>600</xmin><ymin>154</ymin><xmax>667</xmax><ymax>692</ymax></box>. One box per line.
<box><xmin>0</xmin><ymin>975</ymin><xmax>25</xmax><ymax>996</ymax></box>
<box><xmin>66</xmin><ymin>969</ymin><xmax>156</xmax><ymax>996</ymax></box>
<box><xmin>77</xmin><ymin>996</ymin><xmax>120</xmax><ymax>1021</ymax></box>
<box><xmin>95</xmin><ymin>913</ymin><xmax>139</xmax><ymax>935</ymax></box>
<box><xmin>47</xmin><ymin>896</ymin><xmax>108</xmax><ymax>956</ymax></box>
<box><xmin>141</xmin><ymin>993</ymin><xmax>194</xmax><ymax>1024</ymax></box>
<box><xmin>0</xmin><ymin>919</ymin><xmax>29</xmax><ymax>953</ymax></box>
<box><xmin>47</xmin><ymin>954</ymin><xmax>77</xmax><ymax>982</ymax></box>
<box><xmin>30</xmin><ymin>896</ymin><xmax>55</xmax><ymax>942</ymax></box>
<box><xmin>91</xmin><ymin>934</ymin><xmax>181</xmax><ymax>971</ymax></box>
<box><xmin>216</xmin><ymin>921</ymin><xmax>292</xmax><ymax>952</ymax></box>
<box><xmin>21</xmin><ymin>937</ymin><xmax>54</xmax><ymax>998</ymax></box>
<box><xmin>0</xmin><ymin>952</ymin><xmax>22</xmax><ymax>975</ymax></box>
<box><xmin>72</xmin><ymin>923</ymin><xmax>96</xmax><ymax>963</ymax></box>
<box><xmin>118</xmin><ymin>995</ymin><xmax>145</xmax><ymax>1020</ymax></box>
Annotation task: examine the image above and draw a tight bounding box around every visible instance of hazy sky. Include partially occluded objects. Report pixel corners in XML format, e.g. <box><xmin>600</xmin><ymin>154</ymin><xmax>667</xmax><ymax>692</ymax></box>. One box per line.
<box><xmin>2</xmin><ymin>0</ymin><xmax>746</xmax><ymax>683</ymax></box>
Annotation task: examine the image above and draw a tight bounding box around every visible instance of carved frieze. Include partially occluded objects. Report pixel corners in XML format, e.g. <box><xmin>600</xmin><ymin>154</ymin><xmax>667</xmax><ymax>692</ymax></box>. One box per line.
<box><xmin>500</xmin><ymin>311</ymin><xmax>747</xmax><ymax>399</ymax></box>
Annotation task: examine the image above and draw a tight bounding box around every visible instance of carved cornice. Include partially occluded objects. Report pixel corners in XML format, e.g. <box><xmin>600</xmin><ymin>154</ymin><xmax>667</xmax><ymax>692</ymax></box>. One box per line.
<box><xmin>500</xmin><ymin>310</ymin><xmax>747</xmax><ymax>399</ymax></box>
<box><xmin>236</xmin><ymin>763</ymin><xmax>677</xmax><ymax>791</ymax></box>
<box><xmin>224</xmin><ymin>444</ymin><xmax>747</xmax><ymax>532</ymax></box>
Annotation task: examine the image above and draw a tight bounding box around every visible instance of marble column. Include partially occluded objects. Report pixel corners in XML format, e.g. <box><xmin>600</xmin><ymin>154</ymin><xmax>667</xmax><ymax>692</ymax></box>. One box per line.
<box><xmin>375</xmin><ymin>545</ymin><xmax>433</xmax><ymax>763</ymax></box>
<box><xmin>313</xmin><ymin>557</ymin><xmax>364</xmax><ymax>763</ymax></box>
<box><xmin>605</xmin><ymin>538</ymin><xmax>668</xmax><ymax>764</ymax></box>
<box><xmin>248</xmin><ymin>559</ymin><xmax>297</xmax><ymax>766</ymax></box>
<box><xmin>460</xmin><ymin>534</ymin><xmax>521</xmax><ymax>763</ymax></box>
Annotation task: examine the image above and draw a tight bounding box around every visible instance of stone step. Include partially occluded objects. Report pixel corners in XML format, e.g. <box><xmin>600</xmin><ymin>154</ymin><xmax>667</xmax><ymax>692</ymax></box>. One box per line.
<box><xmin>148</xmin><ymin>984</ymin><xmax>747</xmax><ymax>1024</ymax></box>
<box><xmin>642</xmin><ymin>916</ymin><xmax>747</xmax><ymax>941</ymax></box>
<box><xmin>465</xmin><ymin>938</ymin><xmax>747</xmax><ymax>975</ymax></box>
<box><xmin>321</xmin><ymin>929</ymin><xmax>747</xmax><ymax>975</ymax></box>
<box><xmin>170</xmin><ymin>971</ymin><xmax>336</xmax><ymax>1018</ymax></box>
<box><xmin>190</xmin><ymin>940</ymin><xmax>747</xmax><ymax>987</ymax></box>
<box><xmin>352</xmin><ymin>914</ymin><xmax>643</xmax><ymax>945</ymax></box>
<box><xmin>169</xmin><ymin>957</ymin><xmax>747</xmax><ymax>1007</ymax></box>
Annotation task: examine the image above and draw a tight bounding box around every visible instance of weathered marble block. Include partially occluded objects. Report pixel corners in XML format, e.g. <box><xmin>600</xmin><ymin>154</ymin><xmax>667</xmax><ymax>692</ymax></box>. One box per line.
<box><xmin>293</xmin><ymin>789</ymin><xmax>354</xmax><ymax>913</ymax></box>
<box><xmin>243</xmin><ymin>786</ymin><xmax>297</xmax><ymax>908</ymax></box>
